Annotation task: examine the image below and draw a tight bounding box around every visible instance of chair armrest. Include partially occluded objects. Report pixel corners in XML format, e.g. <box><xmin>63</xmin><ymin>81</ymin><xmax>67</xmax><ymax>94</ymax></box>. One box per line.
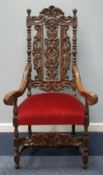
<box><xmin>3</xmin><ymin>63</ymin><xmax>32</xmax><ymax>105</ymax></box>
<box><xmin>72</xmin><ymin>65</ymin><xmax>98</xmax><ymax>105</ymax></box>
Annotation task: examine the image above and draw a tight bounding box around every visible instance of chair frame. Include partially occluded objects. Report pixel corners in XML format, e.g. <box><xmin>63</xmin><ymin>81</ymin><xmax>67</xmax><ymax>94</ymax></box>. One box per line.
<box><xmin>4</xmin><ymin>6</ymin><xmax>98</xmax><ymax>169</ymax></box>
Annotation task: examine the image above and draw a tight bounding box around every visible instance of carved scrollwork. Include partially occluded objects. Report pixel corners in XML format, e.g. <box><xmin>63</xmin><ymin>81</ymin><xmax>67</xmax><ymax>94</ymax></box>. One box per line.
<box><xmin>31</xmin><ymin>6</ymin><xmax>72</xmax><ymax>25</ymax></box>
<box><xmin>61</xmin><ymin>25</ymin><xmax>71</xmax><ymax>80</ymax></box>
<box><xmin>30</xmin><ymin>6</ymin><xmax>77</xmax><ymax>91</ymax></box>
<box><xmin>45</xmin><ymin>19</ymin><xmax>59</xmax><ymax>81</ymax></box>
<box><xmin>30</xmin><ymin>80</ymin><xmax>71</xmax><ymax>91</ymax></box>
<box><xmin>40</xmin><ymin>5</ymin><xmax>64</xmax><ymax>18</ymax></box>
<box><xmin>32</xmin><ymin>25</ymin><xmax>43</xmax><ymax>80</ymax></box>
<box><xmin>19</xmin><ymin>133</ymin><xmax>83</xmax><ymax>148</ymax></box>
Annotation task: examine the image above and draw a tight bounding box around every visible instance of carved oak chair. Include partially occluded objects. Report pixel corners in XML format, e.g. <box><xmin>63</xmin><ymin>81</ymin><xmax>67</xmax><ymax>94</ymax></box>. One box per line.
<box><xmin>4</xmin><ymin>6</ymin><xmax>98</xmax><ymax>169</ymax></box>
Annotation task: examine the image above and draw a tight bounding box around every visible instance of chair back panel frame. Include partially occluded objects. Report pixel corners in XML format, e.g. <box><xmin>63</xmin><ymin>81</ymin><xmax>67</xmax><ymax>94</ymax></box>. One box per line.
<box><xmin>26</xmin><ymin>6</ymin><xmax>77</xmax><ymax>92</ymax></box>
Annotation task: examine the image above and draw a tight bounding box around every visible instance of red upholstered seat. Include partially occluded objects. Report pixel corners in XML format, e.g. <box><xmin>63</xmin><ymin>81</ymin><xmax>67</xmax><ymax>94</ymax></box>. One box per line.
<box><xmin>17</xmin><ymin>93</ymin><xmax>86</xmax><ymax>125</ymax></box>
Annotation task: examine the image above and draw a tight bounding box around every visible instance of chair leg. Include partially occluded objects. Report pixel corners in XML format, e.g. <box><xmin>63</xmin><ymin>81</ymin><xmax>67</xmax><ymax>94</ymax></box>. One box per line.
<box><xmin>28</xmin><ymin>125</ymin><xmax>32</xmax><ymax>138</ymax></box>
<box><xmin>14</xmin><ymin>125</ymin><xmax>20</xmax><ymax>169</ymax></box>
<box><xmin>82</xmin><ymin>126</ymin><xmax>88</xmax><ymax>169</ymax></box>
<box><xmin>71</xmin><ymin>125</ymin><xmax>75</xmax><ymax>135</ymax></box>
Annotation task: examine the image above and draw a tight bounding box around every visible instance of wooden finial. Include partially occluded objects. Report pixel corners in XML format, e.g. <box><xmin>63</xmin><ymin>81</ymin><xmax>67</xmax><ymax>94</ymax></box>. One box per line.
<box><xmin>27</xmin><ymin>8</ymin><xmax>31</xmax><ymax>16</ymax></box>
<box><xmin>73</xmin><ymin>8</ymin><xmax>77</xmax><ymax>16</ymax></box>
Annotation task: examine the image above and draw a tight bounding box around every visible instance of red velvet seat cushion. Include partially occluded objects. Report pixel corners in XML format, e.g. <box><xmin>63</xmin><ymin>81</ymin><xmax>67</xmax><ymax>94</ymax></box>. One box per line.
<box><xmin>17</xmin><ymin>93</ymin><xmax>86</xmax><ymax>125</ymax></box>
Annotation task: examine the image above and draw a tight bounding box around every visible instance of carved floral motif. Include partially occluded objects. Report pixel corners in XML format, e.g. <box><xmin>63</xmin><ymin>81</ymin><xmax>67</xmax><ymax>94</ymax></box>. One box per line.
<box><xmin>30</xmin><ymin>80</ymin><xmax>71</xmax><ymax>91</ymax></box>
<box><xmin>45</xmin><ymin>19</ymin><xmax>59</xmax><ymax>81</ymax></box>
<box><xmin>61</xmin><ymin>25</ymin><xmax>71</xmax><ymax>80</ymax></box>
<box><xmin>19</xmin><ymin>133</ymin><xmax>83</xmax><ymax>148</ymax></box>
<box><xmin>31</xmin><ymin>6</ymin><xmax>75</xmax><ymax>91</ymax></box>
<box><xmin>32</xmin><ymin>25</ymin><xmax>43</xmax><ymax>80</ymax></box>
<box><xmin>40</xmin><ymin>5</ymin><xmax>64</xmax><ymax>18</ymax></box>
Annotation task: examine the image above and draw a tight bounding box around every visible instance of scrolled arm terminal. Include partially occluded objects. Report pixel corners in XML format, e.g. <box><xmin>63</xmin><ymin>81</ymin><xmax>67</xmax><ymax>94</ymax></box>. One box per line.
<box><xmin>72</xmin><ymin>65</ymin><xmax>98</xmax><ymax>105</ymax></box>
<box><xmin>3</xmin><ymin>63</ymin><xmax>32</xmax><ymax>105</ymax></box>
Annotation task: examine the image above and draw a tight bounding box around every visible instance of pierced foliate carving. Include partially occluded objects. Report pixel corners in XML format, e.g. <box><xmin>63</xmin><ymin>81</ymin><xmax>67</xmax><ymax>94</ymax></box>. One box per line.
<box><xmin>19</xmin><ymin>133</ymin><xmax>83</xmax><ymax>148</ymax></box>
<box><xmin>30</xmin><ymin>80</ymin><xmax>71</xmax><ymax>92</ymax></box>
<box><xmin>61</xmin><ymin>25</ymin><xmax>71</xmax><ymax>80</ymax></box>
<box><xmin>32</xmin><ymin>25</ymin><xmax>43</xmax><ymax>80</ymax></box>
<box><xmin>45</xmin><ymin>19</ymin><xmax>59</xmax><ymax>81</ymax></box>
<box><xmin>31</xmin><ymin>6</ymin><xmax>72</xmax><ymax>25</ymax></box>
<box><xmin>30</xmin><ymin>6</ymin><xmax>77</xmax><ymax>91</ymax></box>
<box><xmin>40</xmin><ymin>5</ymin><xmax>64</xmax><ymax>18</ymax></box>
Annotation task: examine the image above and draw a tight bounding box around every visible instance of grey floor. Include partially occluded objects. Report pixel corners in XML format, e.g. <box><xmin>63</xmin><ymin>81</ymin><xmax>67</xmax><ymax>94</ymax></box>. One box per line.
<box><xmin>0</xmin><ymin>156</ymin><xmax>103</xmax><ymax>175</ymax></box>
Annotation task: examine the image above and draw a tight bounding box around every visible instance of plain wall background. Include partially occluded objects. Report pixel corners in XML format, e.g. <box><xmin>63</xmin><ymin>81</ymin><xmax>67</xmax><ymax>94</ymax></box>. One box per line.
<box><xmin>0</xmin><ymin>0</ymin><xmax>103</xmax><ymax>124</ymax></box>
